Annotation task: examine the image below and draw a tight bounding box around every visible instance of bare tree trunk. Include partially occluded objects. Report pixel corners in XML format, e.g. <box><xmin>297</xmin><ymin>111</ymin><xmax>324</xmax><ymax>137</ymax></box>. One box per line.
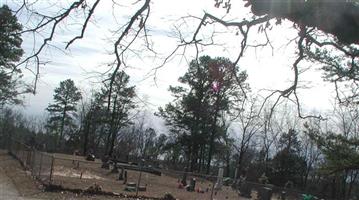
<box><xmin>206</xmin><ymin>95</ymin><xmax>220</xmax><ymax>174</ymax></box>
<box><xmin>105</xmin><ymin>95</ymin><xmax>117</xmax><ymax>156</ymax></box>
<box><xmin>225</xmin><ymin>150</ymin><xmax>230</xmax><ymax>177</ymax></box>
<box><xmin>83</xmin><ymin>116</ymin><xmax>91</xmax><ymax>155</ymax></box>
<box><xmin>108</xmin><ymin>129</ymin><xmax>117</xmax><ymax>157</ymax></box>
<box><xmin>347</xmin><ymin>171</ymin><xmax>358</xmax><ymax>200</ymax></box>
<box><xmin>58</xmin><ymin>102</ymin><xmax>67</xmax><ymax>150</ymax></box>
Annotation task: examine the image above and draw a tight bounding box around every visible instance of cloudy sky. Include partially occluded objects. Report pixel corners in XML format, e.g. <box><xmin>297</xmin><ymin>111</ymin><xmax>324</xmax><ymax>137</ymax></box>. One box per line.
<box><xmin>3</xmin><ymin>0</ymin><xmax>334</xmax><ymax>120</ymax></box>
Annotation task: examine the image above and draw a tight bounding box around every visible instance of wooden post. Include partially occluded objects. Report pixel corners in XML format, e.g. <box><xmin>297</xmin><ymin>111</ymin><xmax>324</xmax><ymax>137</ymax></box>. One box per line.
<box><xmin>181</xmin><ymin>167</ymin><xmax>188</xmax><ymax>186</ymax></box>
<box><xmin>39</xmin><ymin>152</ymin><xmax>43</xmax><ymax>178</ymax></box>
<box><xmin>30</xmin><ymin>150</ymin><xmax>35</xmax><ymax>176</ymax></box>
<box><xmin>49</xmin><ymin>156</ymin><xmax>55</xmax><ymax>183</ymax></box>
<box><xmin>22</xmin><ymin>147</ymin><xmax>26</xmax><ymax>168</ymax></box>
<box><xmin>136</xmin><ymin>159</ymin><xmax>144</xmax><ymax>196</ymax></box>
<box><xmin>210</xmin><ymin>180</ymin><xmax>215</xmax><ymax>200</ymax></box>
<box><xmin>119</xmin><ymin>167</ymin><xmax>124</xmax><ymax>180</ymax></box>
<box><xmin>123</xmin><ymin>170</ymin><xmax>127</xmax><ymax>184</ymax></box>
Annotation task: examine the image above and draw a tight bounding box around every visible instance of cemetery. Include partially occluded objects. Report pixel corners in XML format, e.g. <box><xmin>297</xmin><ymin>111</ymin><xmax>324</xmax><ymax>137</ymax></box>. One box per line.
<box><xmin>40</xmin><ymin>152</ymin><xmax>309</xmax><ymax>199</ymax></box>
<box><xmin>49</xmin><ymin>153</ymin><xmax>241</xmax><ymax>200</ymax></box>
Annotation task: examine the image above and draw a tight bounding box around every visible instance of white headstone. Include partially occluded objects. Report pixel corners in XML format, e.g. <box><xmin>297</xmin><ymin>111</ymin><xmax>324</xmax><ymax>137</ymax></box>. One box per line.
<box><xmin>214</xmin><ymin>167</ymin><xmax>224</xmax><ymax>190</ymax></box>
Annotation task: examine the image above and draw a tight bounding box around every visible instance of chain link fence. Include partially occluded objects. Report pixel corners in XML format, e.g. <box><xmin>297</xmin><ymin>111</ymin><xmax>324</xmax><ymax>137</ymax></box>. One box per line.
<box><xmin>8</xmin><ymin>139</ymin><xmax>54</xmax><ymax>185</ymax></box>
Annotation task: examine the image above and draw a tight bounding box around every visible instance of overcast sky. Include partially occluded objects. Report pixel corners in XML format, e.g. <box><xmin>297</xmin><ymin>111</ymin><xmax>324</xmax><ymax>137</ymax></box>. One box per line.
<box><xmin>3</xmin><ymin>0</ymin><xmax>335</xmax><ymax>122</ymax></box>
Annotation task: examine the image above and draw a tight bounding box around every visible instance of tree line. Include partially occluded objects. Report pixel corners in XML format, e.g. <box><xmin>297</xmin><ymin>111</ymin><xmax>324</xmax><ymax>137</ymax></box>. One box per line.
<box><xmin>1</xmin><ymin>55</ymin><xmax>359</xmax><ymax>198</ymax></box>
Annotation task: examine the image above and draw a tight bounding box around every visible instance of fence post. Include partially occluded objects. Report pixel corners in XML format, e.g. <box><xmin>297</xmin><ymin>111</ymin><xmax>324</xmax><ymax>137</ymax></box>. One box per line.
<box><xmin>21</xmin><ymin>146</ymin><xmax>26</xmax><ymax>167</ymax></box>
<box><xmin>49</xmin><ymin>156</ymin><xmax>55</xmax><ymax>183</ymax></box>
<box><xmin>38</xmin><ymin>152</ymin><xmax>43</xmax><ymax>178</ymax></box>
<box><xmin>31</xmin><ymin>149</ymin><xmax>35</xmax><ymax>176</ymax></box>
<box><xmin>7</xmin><ymin>137</ymin><xmax>12</xmax><ymax>153</ymax></box>
<box><xmin>210</xmin><ymin>179</ymin><xmax>215</xmax><ymax>200</ymax></box>
<box><xmin>136</xmin><ymin>159</ymin><xmax>144</xmax><ymax>196</ymax></box>
<box><xmin>17</xmin><ymin>141</ymin><xmax>20</xmax><ymax>159</ymax></box>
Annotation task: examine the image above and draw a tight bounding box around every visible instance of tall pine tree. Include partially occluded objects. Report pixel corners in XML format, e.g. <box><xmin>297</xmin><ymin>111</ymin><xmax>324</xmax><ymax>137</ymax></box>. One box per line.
<box><xmin>158</xmin><ymin>55</ymin><xmax>248</xmax><ymax>173</ymax></box>
<box><xmin>0</xmin><ymin>5</ymin><xmax>24</xmax><ymax>106</ymax></box>
<box><xmin>46</xmin><ymin>79</ymin><xmax>81</xmax><ymax>149</ymax></box>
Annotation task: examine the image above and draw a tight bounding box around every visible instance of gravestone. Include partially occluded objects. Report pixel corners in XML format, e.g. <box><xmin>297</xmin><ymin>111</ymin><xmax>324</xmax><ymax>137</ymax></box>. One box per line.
<box><xmin>163</xmin><ymin>193</ymin><xmax>176</xmax><ymax>200</ymax></box>
<box><xmin>280</xmin><ymin>191</ymin><xmax>286</xmax><ymax>200</ymax></box>
<box><xmin>101</xmin><ymin>155</ymin><xmax>110</xmax><ymax>169</ymax></box>
<box><xmin>214</xmin><ymin>167</ymin><xmax>224</xmax><ymax>190</ymax></box>
<box><xmin>138</xmin><ymin>185</ymin><xmax>147</xmax><ymax>191</ymax></box>
<box><xmin>125</xmin><ymin>182</ymin><xmax>137</xmax><ymax>192</ymax></box>
<box><xmin>232</xmin><ymin>167</ymin><xmax>239</xmax><ymax>188</ymax></box>
<box><xmin>123</xmin><ymin>170</ymin><xmax>128</xmax><ymax>184</ymax></box>
<box><xmin>127</xmin><ymin>182</ymin><xmax>137</xmax><ymax>187</ymax></box>
<box><xmin>239</xmin><ymin>182</ymin><xmax>251</xmax><ymax>198</ymax></box>
<box><xmin>86</xmin><ymin>154</ymin><xmax>95</xmax><ymax>161</ymax></box>
<box><xmin>187</xmin><ymin>178</ymin><xmax>196</xmax><ymax>192</ymax></box>
<box><xmin>258</xmin><ymin>187</ymin><xmax>272</xmax><ymax>200</ymax></box>
<box><xmin>181</xmin><ymin>167</ymin><xmax>188</xmax><ymax>186</ymax></box>
<box><xmin>124</xmin><ymin>186</ymin><xmax>136</xmax><ymax>192</ymax></box>
<box><xmin>118</xmin><ymin>167</ymin><xmax>124</xmax><ymax>180</ymax></box>
<box><xmin>111</xmin><ymin>161</ymin><xmax>119</xmax><ymax>173</ymax></box>
<box><xmin>101</xmin><ymin>161</ymin><xmax>110</xmax><ymax>169</ymax></box>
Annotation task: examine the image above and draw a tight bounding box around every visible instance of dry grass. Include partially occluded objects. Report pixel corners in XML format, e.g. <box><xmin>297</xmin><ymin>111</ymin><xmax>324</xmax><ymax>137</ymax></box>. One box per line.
<box><xmin>0</xmin><ymin>150</ymin><xmax>160</xmax><ymax>199</ymax></box>
<box><xmin>51</xmin><ymin>153</ymin><xmax>244</xmax><ymax>200</ymax></box>
<box><xmin>0</xmin><ymin>150</ymin><xmax>275</xmax><ymax>199</ymax></box>
<box><xmin>0</xmin><ymin>150</ymin><xmax>43</xmax><ymax>198</ymax></box>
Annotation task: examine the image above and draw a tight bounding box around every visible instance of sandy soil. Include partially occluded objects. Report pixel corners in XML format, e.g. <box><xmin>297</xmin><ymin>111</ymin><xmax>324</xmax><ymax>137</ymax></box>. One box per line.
<box><xmin>51</xmin><ymin>160</ymin><xmax>243</xmax><ymax>200</ymax></box>
<box><xmin>44</xmin><ymin>152</ymin><xmax>247</xmax><ymax>199</ymax></box>
<box><xmin>0</xmin><ymin>150</ymin><xmax>157</xmax><ymax>199</ymax></box>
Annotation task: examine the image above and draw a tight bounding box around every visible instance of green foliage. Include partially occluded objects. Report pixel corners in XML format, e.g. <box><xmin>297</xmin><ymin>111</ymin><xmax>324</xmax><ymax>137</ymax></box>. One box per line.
<box><xmin>278</xmin><ymin>128</ymin><xmax>301</xmax><ymax>153</ymax></box>
<box><xmin>101</xmin><ymin>71</ymin><xmax>136</xmax><ymax>131</ymax></box>
<box><xmin>307</xmin><ymin>123</ymin><xmax>359</xmax><ymax>172</ymax></box>
<box><xmin>157</xmin><ymin>55</ymin><xmax>248</xmax><ymax>171</ymax></box>
<box><xmin>0</xmin><ymin>108</ymin><xmax>44</xmax><ymax>149</ymax></box>
<box><xmin>269</xmin><ymin>129</ymin><xmax>307</xmax><ymax>187</ymax></box>
<box><xmin>0</xmin><ymin>5</ymin><xmax>24</xmax><ymax>106</ymax></box>
<box><xmin>46</xmin><ymin>79</ymin><xmax>81</xmax><ymax>147</ymax></box>
<box><xmin>102</xmin><ymin>71</ymin><xmax>136</xmax><ymax>155</ymax></box>
<box><xmin>305</xmin><ymin>47</ymin><xmax>359</xmax><ymax>83</ymax></box>
<box><xmin>270</xmin><ymin>149</ymin><xmax>307</xmax><ymax>186</ymax></box>
<box><xmin>79</xmin><ymin>91</ymin><xmax>108</xmax><ymax>154</ymax></box>
<box><xmin>105</xmin><ymin>71</ymin><xmax>136</xmax><ymax>125</ymax></box>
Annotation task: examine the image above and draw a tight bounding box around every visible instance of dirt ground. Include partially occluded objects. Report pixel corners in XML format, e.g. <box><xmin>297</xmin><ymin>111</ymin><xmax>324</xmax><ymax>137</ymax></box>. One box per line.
<box><xmin>0</xmin><ymin>150</ymin><xmax>270</xmax><ymax>199</ymax></box>
<box><xmin>0</xmin><ymin>150</ymin><xmax>165</xmax><ymax>200</ymax></box>
<box><xmin>50</xmin><ymin>153</ymin><xmax>245</xmax><ymax>200</ymax></box>
<box><xmin>0</xmin><ymin>149</ymin><xmax>292</xmax><ymax>200</ymax></box>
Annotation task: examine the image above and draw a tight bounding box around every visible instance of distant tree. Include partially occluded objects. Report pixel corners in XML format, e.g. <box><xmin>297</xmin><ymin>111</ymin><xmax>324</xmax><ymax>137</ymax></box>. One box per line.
<box><xmin>46</xmin><ymin>79</ymin><xmax>81</xmax><ymax>149</ymax></box>
<box><xmin>102</xmin><ymin>71</ymin><xmax>136</xmax><ymax>156</ymax></box>
<box><xmin>0</xmin><ymin>5</ymin><xmax>25</xmax><ymax>106</ymax></box>
<box><xmin>279</xmin><ymin>129</ymin><xmax>301</xmax><ymax>153</ymax></box>
<box><xmin>269</xmin><ymin>129</ymin><xmax>307</xmax><ymax>187</ymax></box>
<box><xmin>307</xmin><ymin>104</ymin><xmax>359</xmax><ymax>199</ymax></box>
<box><xmin>158</xmin><ymin>55</ymin><xmax>248</xmax><ymax>173</ymax></box>
<box><xmin>142</xmin><ymin>128</ymin><xmax>157</xmax><ymax>158</ymax></box>
<box><xmin>258</xmin><ymin>106</ymin><xmax>281</xmax><ymax>174</ymax></box>
<box><xmin>0</xmin><ymin>108</ymin><xmax>16</xmax><ymax>147</ymax></box>
<box><xmin>300</xmin><ymin>119</ymin><xmax>322</xmax><ymax>188</ymax></box>
<box><xmin>154</xmin><ymin>133</ymin><xmax>168</xmax><ymax>158</ymax></box>
<box><xmin>79</xmin><ymin>91</ymin><xmax>107</xmax><ymax>155</ymax></box>
<box><xmin>233</xmin><ymin>96</ymin><xmax>262</xmax><ymax>179</ymax></box>
<box><xmin>308</xmin><ymin>104</ymin><xmax>359</xmax><ymax>173</ymax></box>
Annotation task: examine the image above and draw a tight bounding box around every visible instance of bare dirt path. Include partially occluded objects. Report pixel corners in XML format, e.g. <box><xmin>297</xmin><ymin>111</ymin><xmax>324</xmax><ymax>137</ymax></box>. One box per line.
<box><xmin>0</xmin><ymin>150</ymin><xmax>40</xmax><ymax>200</ymax></box>
<box><xmin>0</xmin><ymin>167</ymin><xmax>25</xmax><ymax>200</ymax></box>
